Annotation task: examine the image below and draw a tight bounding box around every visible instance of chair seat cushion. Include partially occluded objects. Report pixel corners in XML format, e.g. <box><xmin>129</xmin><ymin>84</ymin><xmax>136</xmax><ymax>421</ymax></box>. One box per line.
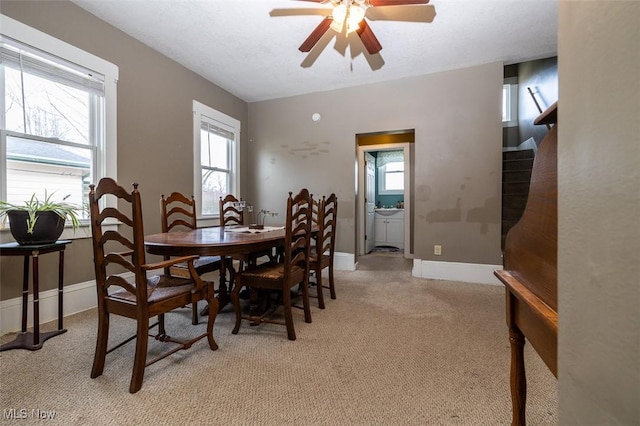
<box><xmin>169</xmin><ymin>256</ymin><xmax>221</xmax><ymax>277</ymax></box>
<box><xmin>231</xmin><ymin>249</ymin><xmax>272</xmax><ymax>263</ymax></box>
<box><xmin>240</xmin><ymin>262</ymin><xmax>305</xmax><ymax>281</ymax></box>
<box><xmin>173</xmin><ymin>255</ymin><xmax>221</xmax><ymax>270</ymax></box>
<box><xmin>309</xmin><ymin>252</ymin><xmax>330</xmax><ymax>269</ymax></box>
<box><xmin>109</xmin><ymin>274</ymin><xmax>195</xmax><ymax>304</ymax></box>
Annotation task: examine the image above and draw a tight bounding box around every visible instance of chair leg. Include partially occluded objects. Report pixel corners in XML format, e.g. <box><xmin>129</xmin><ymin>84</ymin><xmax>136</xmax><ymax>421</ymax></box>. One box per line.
<box><xmin>282</xmin><ymin>286</ymin><xmax>296</xmax><ymax>341</ymax></box>
<box><xmin>91</xmin><ymin>308</ymin><xmax>109</xmax><ymax>378</ymax></box>
<box><xmin>158</xmin><ymin>313</ymin><xmax>166</xmax><ymax>336</ymax></box>
<box><xmin>316</xmin><ymin>265</ymin><xmax>326</xmax><ymax>309</ymax></box>
<box><xmin>191</xmin><ymin>300</ymin><xmax>198</xmax><ymax>325</ymax></box>
<box><xmin>301</xmin><ymin>279</ymin><xmax>312</xmax><ymax>324</ymax></box>
<box><xmin>231</xmin><ymin>276</ymin><xmax>243</xmax><ymax>335</ymax></box>
<box><xmin>129</xmin><ymin>316</ymin><xmax>150</xmax><ymax>394</ymax></box>
<box><xmin>328</xmin><ymin>262</ymin><xmax>336</xmax><ymax>299</ymax></box>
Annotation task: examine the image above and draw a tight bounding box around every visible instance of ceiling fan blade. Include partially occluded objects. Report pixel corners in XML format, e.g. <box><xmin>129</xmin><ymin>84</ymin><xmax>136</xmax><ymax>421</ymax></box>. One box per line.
<box><xmin>299</xmin><ymin>17</ymin><xmax>333</xmax><ymax>52</ymax></box>
<box><xmin>368</xmin><ymin>0</ymin><xmax>429</xmax><ymax>6</ymax></box>
<box><xmin>356</xmin><ymin>20</ymin><xmax>383</xmax><ymax>55</ymax></box>
<box><xmin>270</xmin><ymin>8</ymin><xmax>331</xmax><ymax>17</ymax></box>
<box><xmin>366</xmin><ymin>5</ymin><xmax>436</xmax><ymax>22</ymax></box>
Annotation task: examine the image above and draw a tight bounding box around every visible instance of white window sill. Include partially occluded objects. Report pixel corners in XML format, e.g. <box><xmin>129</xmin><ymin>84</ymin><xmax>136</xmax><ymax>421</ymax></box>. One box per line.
<box><xmin>197</xmin><ymin>216</ymin><xmax>220</xmax><ymax>228</ymax></box>
<box><xmin>0</xmin><ymin>222</ymin><xmax>117</xmax><ymax>242</ymax></box>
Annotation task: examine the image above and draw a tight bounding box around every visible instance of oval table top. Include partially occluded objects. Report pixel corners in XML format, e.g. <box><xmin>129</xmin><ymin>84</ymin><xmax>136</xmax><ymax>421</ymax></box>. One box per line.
<box><xmin>144</xmin><ymin>226</ymin><xmax>287</xmax><ymax>258</ymax></box>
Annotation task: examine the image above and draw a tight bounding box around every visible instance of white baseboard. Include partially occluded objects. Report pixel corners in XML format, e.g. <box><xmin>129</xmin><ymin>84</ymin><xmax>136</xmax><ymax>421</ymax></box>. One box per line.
<box><xmin>0</xmin><ymin>279</ymin><xmax>98</xmax><ymax>335</ymax></box>
<box><xmin>334</xmin><ymin>252</ymin><xmax>356</xmax><ymax>271</ymax></box>
<box><xmin>412</xmin><ymin>259</ymin><xmax>503</xmax><ymax>285</ymax></box>
<box><xmin>0</xmin><ymin>256</ymin><xmax>500</xmax><ymax>335</ymax></box>
<box><xmin>0</xmin><ymin>253</ymin><xmax>362</xmax><ymax>335</ymax></box>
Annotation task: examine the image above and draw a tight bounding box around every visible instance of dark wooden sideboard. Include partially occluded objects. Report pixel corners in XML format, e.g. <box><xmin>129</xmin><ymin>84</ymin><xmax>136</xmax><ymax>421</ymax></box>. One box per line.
<box><xmin>494</xmin><ymin>101</ymin><xmax>558</xmax><ymax>425</ymax></box>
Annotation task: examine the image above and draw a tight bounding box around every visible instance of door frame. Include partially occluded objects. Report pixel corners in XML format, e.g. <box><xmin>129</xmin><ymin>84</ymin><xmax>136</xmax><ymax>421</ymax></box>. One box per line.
<box><xmin>364</xmin><ymin>152</ymin><xmax>376</xmax><ymax>254</ymax></box>
<box><xmin>356</xmin><ymin>142</ymin><xmax>412</xmax><ymax>257</ymax></box>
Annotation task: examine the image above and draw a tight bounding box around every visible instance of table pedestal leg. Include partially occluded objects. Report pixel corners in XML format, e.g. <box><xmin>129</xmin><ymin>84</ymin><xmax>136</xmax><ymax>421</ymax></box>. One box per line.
<box><xmin>0</xmin><ymin>329</ymin><xmax>68</xmax><ymax>351</ymax></box>
<box><xmin>0</xmin><ymin>249</ymin><xmax>68</xmax><ymax>351</ymax></box>
<box><xmin>201</xmin><ymin>257</ymin><xmax>234</xmax><ymax>316</ymax></box>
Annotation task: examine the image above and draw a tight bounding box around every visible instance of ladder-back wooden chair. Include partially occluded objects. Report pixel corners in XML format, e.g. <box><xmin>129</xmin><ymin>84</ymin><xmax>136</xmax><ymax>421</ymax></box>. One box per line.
<box><xmin>219</xmin><ymin>194</ymin><xmax>244</xmax><ymax>227</ymax></box>
<box><xmin>231</xmin><ymin>189</ymin><xmax>313</xmax><ymax>341</ymax></box>
<box><xmin>219</xmin><ymin>194</ymin><xmax>272</xmax><ymax>291</ymax></box>
<box><xmin>218</xmin><ymin>194</ymin><xmax>247</xmax><ymax>295</ymax></box>
<box><xmin>161</xmin><ymin>192</ymin><xmax>222</xmax><ymax>322</ymax></box>
<box><xmin>309</xmin><ymin>194</ymin><xmax>338</xmax><ymax>309</ymax></box>
<box><xmin>89</xmin><ymin>178</ymin><xmax>218</xmax><ymax>393</ymax></box>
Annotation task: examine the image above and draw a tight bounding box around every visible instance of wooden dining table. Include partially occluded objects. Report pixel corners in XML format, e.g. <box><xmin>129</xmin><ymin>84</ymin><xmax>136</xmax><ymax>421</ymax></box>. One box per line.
<box><xmin>144</xmin><ymin>225</ymin><xmax>288</xmax><ymax>309</ymax></box>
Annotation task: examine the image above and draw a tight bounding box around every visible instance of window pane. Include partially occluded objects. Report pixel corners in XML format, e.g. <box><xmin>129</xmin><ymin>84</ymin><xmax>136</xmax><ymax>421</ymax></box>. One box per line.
<box><xmin>385</xmin><ymin>171</ymin><xmax>404</xmax><ymax>191</ymax></box>
<box><xmin>202</xmin><ymin>169</ymin><xmax>228</xmax><ymax>215</ymax></box>
<box><xmin>4</xmin><ymin>67</ymin><xmax>90</xmax><ymax>144</ymax></box>
<box><xmin>200</xmin><ymin>129</ymin><xmax>229</xmax><ymax>170</ymax></box>
<box><xmin>6</xmin><ymin>135</ymin><xmax>92</xmax><ymax>219</ymax></box>
<box><xmin>502</xmin><ymin>85</ymin><xmax>510</xmax><ymax>122</ymax></box>
<box><xmin>385</xmin><ymin>161</ymin><xmax>404</xmax><ymax>172</ymax></box>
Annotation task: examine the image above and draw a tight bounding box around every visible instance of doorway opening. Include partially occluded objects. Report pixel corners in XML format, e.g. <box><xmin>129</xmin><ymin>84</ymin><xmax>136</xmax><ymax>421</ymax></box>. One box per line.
<box><xmin>356</xmin><ymin>130</ymin><xmax>414</xmax><ymax>262</ymax></box>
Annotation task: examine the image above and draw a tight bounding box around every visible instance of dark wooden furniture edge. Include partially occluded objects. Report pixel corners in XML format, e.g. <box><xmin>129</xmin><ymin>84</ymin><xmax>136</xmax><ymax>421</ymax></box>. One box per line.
<box><xmin>498</xmin><ymin>101</ymin><xmax>558</xmax><ymax>425</ymax></box>
<box><xmin>494</xmin><ymin>269</ymin><xmax>558</xmax><ymax>375</ymax></box>
<box><xmin>534</xmin><ymin>101</ymin><xmax>557</xmax><ymax>126</ymax></box>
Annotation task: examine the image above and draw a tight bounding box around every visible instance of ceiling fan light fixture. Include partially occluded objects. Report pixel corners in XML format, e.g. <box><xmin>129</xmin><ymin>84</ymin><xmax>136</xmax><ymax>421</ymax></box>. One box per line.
<box><xmin>329</xmin><ymin>20</ymin><xmax>343</xmax><ymax>33</ymax></box>
<box><xmin>346</xmin><ymin>6</ymin><xmax>365</xmax><ymax>33</ymax></box>
<box><xmin>297</xmin><ymin>0</ymin><xmax>431</xmax><ymax>56</ymax></box>
<box><xmin>330</xmin><ymin>4</ymin><xmax>347</xmax><ymax>32</ymax></box>
<box><xmin>332</xmin><ymin>4</ymin><xmax>348</xmax><ymax>23</ymax></box>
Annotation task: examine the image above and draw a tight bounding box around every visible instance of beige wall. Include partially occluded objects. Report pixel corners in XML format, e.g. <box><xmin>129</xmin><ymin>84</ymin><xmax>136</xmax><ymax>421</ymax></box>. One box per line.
<box><xmin>2</xmin><ymin>0</ymin><xmax>639</xmax><ymax>422</ymax></box>
<box><xmin>0</xmin><ymin>1</ymin><xmax>249</xmax><ymax>298</ymax></box>
<box><xmin>247</xmin><ymin>63</ymin><xmax>503</xmax><ymax>264</ymax></box>
<box><xmin>558</xmin><ymin>1</ymin><xmax>640</xmax><ymax>423</ymax></box>
<box><xmin>0</xmin><ymin>1</ymin><xmax>503</xmax><ymax>300</ymax></box>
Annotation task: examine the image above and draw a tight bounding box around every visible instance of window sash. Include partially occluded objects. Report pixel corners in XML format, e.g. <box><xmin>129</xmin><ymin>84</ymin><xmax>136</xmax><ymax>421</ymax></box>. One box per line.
<box><xmin>200</xmin><ymin>122</ymin><xmax>232</xmax><ymax>171</ymax></box>
<box><xmin>378</xmin><ymin>162</ymin><xmax>404</xmax><ymax>195</ymax></box>
<box><xmin>503</xmin><ymin>78</ymin><xmax>518</xmax><ymax>127</ymax></box>
<box><xmin>199</xmin><ymin>122</ymin><xmax>234</xmax><ymax>216</ymax></box>
<box><xmin>1</xmin><ymin>14</ymin><xmax>119</xmax><ymax>237</ymax></box>
<box><xmin>193</xmin><ymin>100</ymin><xmax>240</xmax><ymax>221</ymax></box>
<box><xmin>1</xmin><ymin>40</ymin><xmax>103</xmax><ymax>208</ymax></box>
<box><xmin>1</xmin><ymin>35</ymin><xmax>105</xmax><ymax>96</ymax></box>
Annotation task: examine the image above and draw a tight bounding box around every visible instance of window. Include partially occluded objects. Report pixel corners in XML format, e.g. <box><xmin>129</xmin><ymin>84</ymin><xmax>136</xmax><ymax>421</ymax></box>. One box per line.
<box><xmin>503</xmin><ymin>77</ymin><xmax>518</xmax><ymax>127</ymax></box>
<box><xmin>193</xmin><ymin>100</ymin><xmax>239</xmax><ymax>220</ymax></box>
<box><xmin>1</xmin><ymin>15</ymin><xmax>118</xmax><ymax>235</ymax></box>
<box><xmin>377</xmin><ymin>150</ymin><xmax>404</xmax><ymax>195</ymax></box>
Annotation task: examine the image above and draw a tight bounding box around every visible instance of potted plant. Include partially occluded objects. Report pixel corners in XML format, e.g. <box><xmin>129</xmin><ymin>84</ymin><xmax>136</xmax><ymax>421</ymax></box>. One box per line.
<box><xmin>0</xmin><ymin>191</ymin><xmax>81</xmax><ymax>245</ymax></box>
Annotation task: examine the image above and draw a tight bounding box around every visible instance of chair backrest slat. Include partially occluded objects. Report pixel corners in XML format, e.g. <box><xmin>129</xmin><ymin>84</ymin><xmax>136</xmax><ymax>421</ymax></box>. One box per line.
<box><xmin>314</xmin><ymin>194</ymin><xmax>337</xmax><ymax>257</ymax></box>
<box><xmin>90</xmin><ymin>178</ymin><xmax>148</xmax><ymax>302</ymax></box>
<box><xmin>284</xmin><ymin>189</ymin><xmax>313</xmax><ymax>277</ymax></box>
<box><xmin>219</xmin><ymin>194</ymin><xmax>244</xmax><ymax>227</ymax></box>
<box><xmin>160</xmin><ymin>192</ymin><xmax>198</xmax><ymax>233</ymax></box>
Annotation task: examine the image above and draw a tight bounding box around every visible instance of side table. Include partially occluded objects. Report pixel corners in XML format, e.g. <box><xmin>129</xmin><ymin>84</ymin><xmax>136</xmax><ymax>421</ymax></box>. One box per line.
<box><xmin>0</xmin><ymin>240</ymin><xmax>71</xmax><ymax>351</ymax></box>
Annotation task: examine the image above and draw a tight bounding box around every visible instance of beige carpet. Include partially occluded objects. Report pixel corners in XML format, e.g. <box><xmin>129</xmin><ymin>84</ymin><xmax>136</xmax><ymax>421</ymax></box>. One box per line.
<box><xmin>0</xmin><ymin>253</ymin><xmax>557</xmax><ymax>425</ymax></box>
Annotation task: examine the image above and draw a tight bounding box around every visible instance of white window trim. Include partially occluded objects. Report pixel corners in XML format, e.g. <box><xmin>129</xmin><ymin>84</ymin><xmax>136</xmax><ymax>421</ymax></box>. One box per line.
<box><xmin>0</xmin><ymin>14</ymin><xmax>119</xmax><ymax>240</ymax></box>
<box><xmin>193</xmin><ymin>100</ymin><xmax>240</xmax><ymax>227</ymax></box>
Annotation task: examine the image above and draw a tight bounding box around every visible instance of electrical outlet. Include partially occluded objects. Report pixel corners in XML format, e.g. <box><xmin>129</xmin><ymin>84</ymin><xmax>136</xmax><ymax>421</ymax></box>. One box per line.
<box><xmin>434</xmin><ymin>245</ymin><xmax>442</xmax><ymax>256</ymax></box>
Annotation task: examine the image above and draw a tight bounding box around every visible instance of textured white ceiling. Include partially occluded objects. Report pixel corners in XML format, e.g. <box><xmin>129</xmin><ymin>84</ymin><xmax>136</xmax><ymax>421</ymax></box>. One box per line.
<box><xmin>71</xmin><ymin>0</ymin><xmax>558</xmax><ymax>103</ymax></box>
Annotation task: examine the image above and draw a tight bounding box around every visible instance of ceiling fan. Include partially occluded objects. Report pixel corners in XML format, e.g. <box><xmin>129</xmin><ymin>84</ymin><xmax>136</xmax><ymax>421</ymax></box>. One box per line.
<box><xmin>296</xmin><ymin>0</ymin><xmax>431</xmax><ymax>55</ymax></box>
